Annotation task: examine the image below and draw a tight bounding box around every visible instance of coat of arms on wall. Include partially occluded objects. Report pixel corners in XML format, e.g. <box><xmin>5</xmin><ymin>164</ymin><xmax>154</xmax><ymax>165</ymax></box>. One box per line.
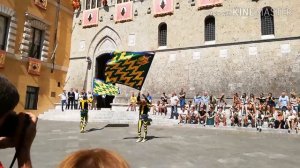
<box><xmin>153</xmin><ymin>0</ymin><xmax>174</xmax><ymax>17</ymax></box>
<box><xmin>35</xmin><ymin>0</ymin><xmax>47</xmax><ymax>9</ymax></box>
<box><xmin>115</xmin><ymin>1</ymin><xmax>133</xmax><ymax>23</ymax></box>
<box><xmin>83</xmin><ymin>8</ymin><xmax>99</xmax><ymax>27</ymax></box>
<box><xmin>28</xmin><ymin>58</ymin><xmax>42</xmax><ymax>75</ymax></box>
<box><xmin>0</xmin><ymin>50</ymin><xmax>6</xmax><ymax>69</ymax></box>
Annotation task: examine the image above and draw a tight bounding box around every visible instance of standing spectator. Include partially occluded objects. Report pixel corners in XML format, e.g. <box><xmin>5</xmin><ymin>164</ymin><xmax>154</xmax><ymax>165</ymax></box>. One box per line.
<box><xmin>194</xmin><ymin>93</ymin><xmax>202</xmax><ymax>111</ymax></box>
<box><xmin>179</xmin><ymin>88</ymin><xmax>186</xmax><ymax>110</ymax></box>
<box><xmin>146</xmin><ymin>92</ymin><xmax>152</xmax><ymax>103</ymax></box>
<box><xmin>59</xmin><ymin>90</ymin><xmax>67</xmax><ymax>111</ymax></box>
<box><xmin>217</xmin><ymin>93</ymin><xmax>227</xmax><ymax>112</ymax></box>
<box><xmin>67</xmin><ymin>88</ymin><xmax>75</xmax><ymax>110</ymax></box>
<box><xmin>297</xmin><ymin>96</ymin><xmax>300</xmax><ymax>117</ymax></box>
<box><xmin>209</xmin><ymin>95</ymin><xmax>217</xmax><ymax>111</ymax></box>
<box><xmin>127</xmin><ymin>92</ymin><xmax>137</xmax><ymax>111</ymax></box>
<box><xmin>290</xmin><ymin>92</ymin><xmax>298</xmax><ymax>112</ymax></box>
<box><xmin>74</xmin><ymin>89</ymin><xmax>79</xmax><ymax>109</ymax></box>
<box><xmin>278</xmin><ymin>91</ymin><xmax>289</xmax><ymax>112</ymax></box>
<box><xmin>267</xmin><ymin>93</ymin><xmax>276</xmax><ymax>115</ymax></box>
<box><xmin>201</xmin><ymin>91</ymin><xmax>210</xmax><ymax>112</ymax></box>
<box><xmin>169</xmin><ymin>92</ymin><xmax>179</xmax><ymax>119</ymax></box>
<box><xmin>161</xmin><ymin>92</ymin><xmax>168</xmax><ymax>104</ymax></box>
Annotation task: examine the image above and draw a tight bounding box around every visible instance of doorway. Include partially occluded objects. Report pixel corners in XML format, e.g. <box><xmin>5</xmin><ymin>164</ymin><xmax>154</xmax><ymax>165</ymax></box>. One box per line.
<box><xmin>95</xmin><ymin>53</ymin><xmax>115</xmax><ymax>108</ymax></box>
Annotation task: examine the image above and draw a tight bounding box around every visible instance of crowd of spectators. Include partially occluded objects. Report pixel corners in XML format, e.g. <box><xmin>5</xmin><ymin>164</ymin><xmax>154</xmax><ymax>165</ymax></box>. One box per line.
<box><xmin>128</xmin><ymin>89</ymin><xmax>300</xmax><ymax>133</ymax></box>
<box><xmin>58</xmin><ymin>89</ymin><xmax>96</xmax><ymax>111</ymax></box>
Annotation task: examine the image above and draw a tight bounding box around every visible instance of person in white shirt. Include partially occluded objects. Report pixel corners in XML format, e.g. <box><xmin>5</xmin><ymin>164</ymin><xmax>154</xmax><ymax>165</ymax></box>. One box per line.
<box><xmin>74</xmin><ymin>89</ymin><xmax>79</xmax><ymax>109</ymax></box>
<box><xmin>178</xmin><ymin>105</ymin><xmax>190</xmax><ymax>124</ymax></box>
<box><xmin>278</xmin><ymin>91</ymin><xmax>289</xmax><ymax>112</ymax></box>
<box><xmin>59</xmin><ymin>90</ymin><xmax>67</xmax><ymax>111</ymax></box>
<box><xmin>169</xmin><ymin>92</ymin><xmax>179</xmax><ymax>119</ymax></box>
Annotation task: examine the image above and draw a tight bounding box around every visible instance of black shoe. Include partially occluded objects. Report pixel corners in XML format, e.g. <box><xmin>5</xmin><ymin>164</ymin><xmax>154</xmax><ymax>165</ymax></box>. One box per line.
<box><xmin>288</xmin><ymin>130</ymin><xmax>291</xmax><ymax>133</ymax></box>
<box><xmin>259</xmin><ymin>128</ymin><xmax>262</xmax><ymax>132</ymax></box>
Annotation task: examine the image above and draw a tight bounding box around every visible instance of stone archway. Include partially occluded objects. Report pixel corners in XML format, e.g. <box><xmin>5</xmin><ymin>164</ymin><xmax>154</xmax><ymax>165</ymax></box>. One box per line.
<box><xmin>86</xmin><ymin>26</ymin><xmax>122</xmax><ymax>92</ymax></box>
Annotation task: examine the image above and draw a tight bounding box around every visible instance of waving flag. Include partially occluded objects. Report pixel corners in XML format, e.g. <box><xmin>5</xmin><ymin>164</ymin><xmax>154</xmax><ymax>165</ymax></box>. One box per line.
<box><xmin>105</xmin><ymin>51</ymin><xmax>155</xmax><ymax>90</ymax></box>
<box><xmin>93</xmin><ymin>79</ymin><xmax>119</xmax><ymax>96</ymax></box>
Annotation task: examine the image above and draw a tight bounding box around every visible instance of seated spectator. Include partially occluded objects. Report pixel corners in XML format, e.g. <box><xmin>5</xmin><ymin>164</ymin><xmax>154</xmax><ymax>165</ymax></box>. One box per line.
<box><xmin>274</xmin><ymin>111</ymin><xmax>285</xmax><ymax>129</ymax></box>
<box><xmin>161</xmin><ymin>101</ymin><xmax>167</xmax><ymax>116</ymax></box>
<box><xmin>244</xmin><ymin>103</ymin><xmax>255</xmax><ymax>128</ymax></box>
<box><xmin>126</xmin><ymin>92</ymin><xmax>137</xmax><ymax>111</ymax></box>
<box><xmin>0</xmin><ymin>76</ymin><xmax>38</xmax><ymax>168</ymax></box>
<box><xmin>257</xmin><ymin>93</ymin><xmax>267</xmax><ymax>112</ymax></box>
<box><xmin>286</xmin><ymin>109</ymin><xmax>298</xmax><ymax>134</ymax></box>
<box><xmin>178</xmin><ymin>105</ymin><xmax>190</xmax><ymax>124</ymax></box>
<box><xmin>230</xmin><ymin>106</ymin><xmax>241</xmax><ymax>127</ymax></box>
<box><xmin>160</xmin><ymin>92</ymin><xmax>168</xmax><ymax>104</ymax></box>
<box><xmin>198</xmin><ymin>105</ymin><xmax>207</xmax><ymax>126</ymax></box>
<box><xmin>206</xmin><ymin>106</ymin><xmax>216</xmax><ymax>126</ymax></box>
<box><xmin>240</xmin><ymin>93</ymin><xmax>248</xmax><ymax>116</ymax></box>
<box><xmin>153</xmin><ymin>101</ymin><xmax>164</xmax><ymax>115</ymax></box>
<box><xmin>233</xmin><ymin>93</ymin><xmax>241</xmax><ymax>112</ymax></box>
<box><xmin>189</xmin><ymin>105</ymin><xmax>199</xmax><ymax>124</ymax></box>
<box><xmin>58</xmin><ymin>148</ymin><xmax>129</xmax><ymax>168</ymax></box>
<box><xmin>215</xmin><ymin>106</ymin><xmax>227</xmax><ymax>127</ymax></box>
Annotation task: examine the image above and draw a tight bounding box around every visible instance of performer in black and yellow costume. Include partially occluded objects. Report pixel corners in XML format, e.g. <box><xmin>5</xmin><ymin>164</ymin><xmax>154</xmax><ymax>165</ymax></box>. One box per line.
<box><xmin>136</xmin><ymin>92</ymin><xmax>152</xmax><ymax>143</ymax></box>
<box><xmin>80</xmin><ymin>96</ymin><xmax>90</xmax><ymax>133</ymax></box>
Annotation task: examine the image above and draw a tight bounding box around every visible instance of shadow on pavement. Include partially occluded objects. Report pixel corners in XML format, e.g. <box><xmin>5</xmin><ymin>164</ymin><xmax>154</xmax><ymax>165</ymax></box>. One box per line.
<box><xmin>123</xmin><ymin>136</ymin><xmax>171</xmax><ymax>141</ymax></box>
<box><xmin>86</xmin><ymin>127</ymin><xmax>105</xmax><ymax>132</ymax></box>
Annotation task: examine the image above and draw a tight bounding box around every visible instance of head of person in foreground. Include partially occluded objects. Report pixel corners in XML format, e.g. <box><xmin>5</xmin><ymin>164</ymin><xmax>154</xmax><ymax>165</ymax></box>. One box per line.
<box><xmin>58</xmin><ymin>148</ymin><xmax>130</xmax><ymax>168</ymax></box>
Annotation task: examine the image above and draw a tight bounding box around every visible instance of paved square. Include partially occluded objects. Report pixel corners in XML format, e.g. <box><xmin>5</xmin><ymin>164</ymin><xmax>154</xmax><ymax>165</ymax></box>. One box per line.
<box><xmin>1</xmin><ymin>120</ymin><xmax>300</xmax><ymax>168</ymax></box>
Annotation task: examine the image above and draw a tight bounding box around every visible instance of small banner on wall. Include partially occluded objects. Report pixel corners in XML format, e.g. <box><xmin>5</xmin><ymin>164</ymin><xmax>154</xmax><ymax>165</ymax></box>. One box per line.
<box><xmin>28</xmin><ymin>58</ymin><xmax>42</xmax><ymax>76</ymax></box>
<box><xmin>115</xmin><ymin>1</ymin><xmax>133</xmax><ymax>23</ymax></box>
<box><xmin>83</xmin><ymin>8</ymin><xmax>99</xmax><ymax>27</ymax></box>
<box><xmin>35</xmin><ymin>0</ymin><xmax>47</xmax><ymax>9</ymax></box>
<box><xmin>153</xmin><ymin>0</ymin><xmax>174</xmax><ymax>17</ymax></box>
<box><xmin>0</xmin><ymin>50</ymin><xmax>6</xmax><ymax>69</ymax></box>
<box><xmin>197</xmin><ymin>0</ymin><xmax>223</xmax><ymax>9</ymax></box>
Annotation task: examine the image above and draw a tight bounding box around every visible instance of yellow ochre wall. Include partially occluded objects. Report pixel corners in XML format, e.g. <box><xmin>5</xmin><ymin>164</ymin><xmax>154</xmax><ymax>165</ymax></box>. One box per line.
<box><xmin>0</xmin><ymin>0</ymin><xmax>73</xmax><ymax>115</ymax></box>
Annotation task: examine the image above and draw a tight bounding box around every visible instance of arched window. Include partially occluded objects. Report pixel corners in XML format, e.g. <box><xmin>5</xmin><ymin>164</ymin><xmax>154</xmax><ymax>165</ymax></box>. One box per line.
<box><xmin>205</xmin><ymin>16</ymin><xmax>215</xmax><ymax>42</ymax></box>
<box><xmin>261</xmin><ymin>7</ymin><xmax>274</xmax><ymax>35</ymax></box>
<box><xmin>158</xmin><ymin>23</ymin><xmax>167</xmax><ymax>46</ymax></box>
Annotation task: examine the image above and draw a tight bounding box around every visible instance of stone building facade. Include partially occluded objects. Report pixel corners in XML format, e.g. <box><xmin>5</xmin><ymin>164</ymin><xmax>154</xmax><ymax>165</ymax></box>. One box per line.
<box><xmin>67</xmin><ymin>0</ymin><xmax>300</xmax><ymax>103</ymax></box>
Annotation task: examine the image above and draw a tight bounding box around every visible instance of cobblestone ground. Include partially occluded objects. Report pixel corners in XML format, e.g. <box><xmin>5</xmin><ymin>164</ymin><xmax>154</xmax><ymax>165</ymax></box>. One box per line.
<box><xmin>1</xmin><ymin>120</ymin><xmax>300</xmax><ymax>168</ymax></box>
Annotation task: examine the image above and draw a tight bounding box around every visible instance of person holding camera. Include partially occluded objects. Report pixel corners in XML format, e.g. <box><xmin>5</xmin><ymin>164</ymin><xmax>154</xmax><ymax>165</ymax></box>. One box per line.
<box><xmin>0</xmin><ymin>75</ymin><xmax>38</xmax><ymax>168</ymax></box>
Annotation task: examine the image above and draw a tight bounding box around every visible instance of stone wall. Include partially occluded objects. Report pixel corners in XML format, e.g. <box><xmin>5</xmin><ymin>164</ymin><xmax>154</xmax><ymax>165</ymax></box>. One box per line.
<box><xmin>66</xmin><ymin>0</ymin><xmax>300</xmax><ymax>102</ymax></box>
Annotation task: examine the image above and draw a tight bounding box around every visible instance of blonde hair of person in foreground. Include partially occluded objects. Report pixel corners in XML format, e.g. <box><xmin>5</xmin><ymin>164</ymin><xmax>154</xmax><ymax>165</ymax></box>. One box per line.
<box><xmin>58</xmin><ymin>148</ymin><xmax>129</xmax><ymax>168</ymax></box>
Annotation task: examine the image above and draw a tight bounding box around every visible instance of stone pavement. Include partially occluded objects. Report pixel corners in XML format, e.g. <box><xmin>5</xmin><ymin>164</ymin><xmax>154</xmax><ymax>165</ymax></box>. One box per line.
<box><xmin>0</xmin><ymin>120</ymin><xmax>300</xmax><ymax>168</ymax></box>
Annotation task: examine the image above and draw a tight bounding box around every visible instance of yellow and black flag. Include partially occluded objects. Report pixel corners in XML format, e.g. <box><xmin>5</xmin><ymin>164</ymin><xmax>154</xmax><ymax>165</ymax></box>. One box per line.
<box><xmin>105</xmin><ymin>51</ymin><xmax>155</xmax><ymax>90</ymax></box>
<box><xmin>93</xmin><ymin>79</ymin><xmax>119</xmax><ymax>96</ymax></box>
